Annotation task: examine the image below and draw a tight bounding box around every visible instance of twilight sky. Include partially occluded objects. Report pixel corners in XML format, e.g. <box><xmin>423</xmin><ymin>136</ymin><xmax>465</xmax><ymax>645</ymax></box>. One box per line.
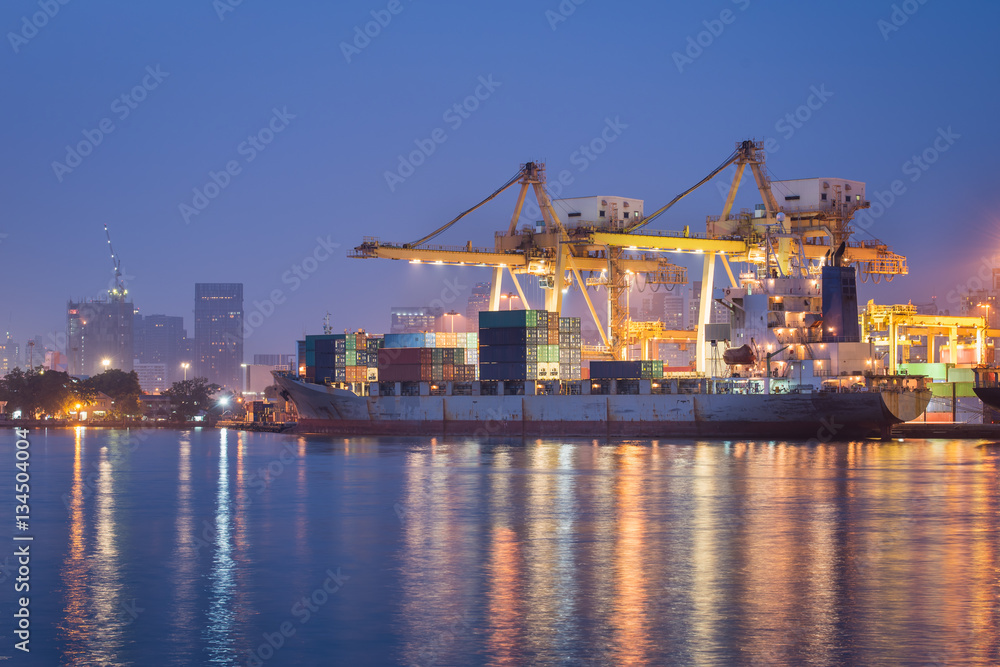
<box><xmin>2</xmin><ymin>0</ymin><xmax>998</xmax><ymax>358</ymax></box>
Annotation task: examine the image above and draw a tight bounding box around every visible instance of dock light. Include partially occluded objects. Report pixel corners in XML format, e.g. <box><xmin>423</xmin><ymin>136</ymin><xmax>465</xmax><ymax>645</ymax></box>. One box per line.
<box><xmin>592</xmin><ymin>383</ymin><xmax>600</xmax><ymax>388</ymax></box>
<box><xmin>102</xmin><ymin>358</ymin><xmax>111</xmax><ymax>370</ymax></box>
<box><xmin>652</xmin><ymin>382</ymin><xmax>660</xmax><ymax>388</ymax></box>
<box><xmin>218</xmin><ymin>396</ymin><xmax>230</xmax><ymax>407</ymax></box>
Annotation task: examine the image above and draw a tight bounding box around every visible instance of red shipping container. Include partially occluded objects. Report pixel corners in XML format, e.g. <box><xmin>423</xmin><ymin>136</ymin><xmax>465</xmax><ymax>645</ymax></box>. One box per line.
<box><xmin>378</xmin><ymin>347</ymin><xmax>424</xmax><ymax>367</ymax></box>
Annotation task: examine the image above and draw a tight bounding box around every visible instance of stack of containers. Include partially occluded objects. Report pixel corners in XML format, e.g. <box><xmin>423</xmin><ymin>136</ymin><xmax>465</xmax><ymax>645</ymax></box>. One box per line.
<box><xmin>480</xmin><ymin>310</ymin><xmax>565</xmax><ymax>381</ymax></box>
<box><xmin>366</xmin><ymin>336</ymin><xmax>383</xmax><ymax>381</ymax></box>
<box><xmin>378</xmin><ymin>332</ymin><xmax>478</xmax><ymax>383</ymax></box>
<box><xmin>589</xmin><ymin>360</ymin><xmax>664</xmax><ymax>380</ymax></box>
<box><xmin>301</xmin><ymin>332</ymin><xmax>381</xmax><ymax>384</ymax></box>
<box><xmin>479</xmin><ymin>310</ymin><xmax>538</xmax><ymax>381</ymax></box>
<box><xmin>558</xmin><ymin>316</ymin><xmax>582</xmax><ymax>380</ymax></box>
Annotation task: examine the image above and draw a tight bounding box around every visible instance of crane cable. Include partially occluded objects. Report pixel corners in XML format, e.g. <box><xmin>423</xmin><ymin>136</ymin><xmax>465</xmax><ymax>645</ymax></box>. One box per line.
<box><xmin>408</xmin><ymin>168</ymin><xmax>524</xmax><ymax>248</ymax></box>
<box><xmin>624</xmin><ymin>147</ymin><xmax>741</xmax><ymax>233</ymax></box>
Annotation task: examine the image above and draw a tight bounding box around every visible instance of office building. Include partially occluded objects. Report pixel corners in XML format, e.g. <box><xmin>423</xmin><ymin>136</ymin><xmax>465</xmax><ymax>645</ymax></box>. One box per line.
<box><xmin>67</xmin><ymin>298</ymin><xmax>134</xmax><ymax>377</ymax></box>
<box><xmin>135</xmin><ymin>314</ymin><xmax>188</xmax><ymax>383</ymax></box>
<box><xmin>194</xmin><ymin>283</ymin><xmax>244</xmax><ymax>391</ymax></box>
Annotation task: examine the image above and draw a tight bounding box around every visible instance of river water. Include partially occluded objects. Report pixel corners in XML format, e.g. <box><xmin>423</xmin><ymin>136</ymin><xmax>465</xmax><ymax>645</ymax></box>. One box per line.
<box><xmin>4</xmin><ymin>427</ymin><xmax>1000</xmax><ymax>666</ymax></box>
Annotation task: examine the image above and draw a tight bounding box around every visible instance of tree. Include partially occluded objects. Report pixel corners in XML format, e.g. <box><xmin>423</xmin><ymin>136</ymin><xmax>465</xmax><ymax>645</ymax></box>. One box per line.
<box><xmin>0</xmin><ymin>368</ymin><xmax>85</xmax><ymax>419</ymax></box>
<box><xmin>83</xmin><ymin>369</ymin><xmax>143</xmax><ymax>418</ymax></box>
<box><xmin>163</xmin><ymin>377</ymin><xmax>221</xmax><ymax>421</ymax></box>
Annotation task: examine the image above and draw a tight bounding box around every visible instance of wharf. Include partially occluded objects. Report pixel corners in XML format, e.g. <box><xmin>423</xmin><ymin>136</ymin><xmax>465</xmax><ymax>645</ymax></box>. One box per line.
<box><xmin>892</xmin><ymin>422</ymin><xmax>1000</xmax><ymax>439</ymax></box>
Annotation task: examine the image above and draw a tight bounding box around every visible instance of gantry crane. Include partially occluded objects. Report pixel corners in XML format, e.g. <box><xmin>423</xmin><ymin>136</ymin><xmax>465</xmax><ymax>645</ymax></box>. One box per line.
<box><xmin>585</xmin><ymin>140</ymin><xmax>907</xmax><ymax>369</ymax></box>
<box><xmin>351</xmin><ymin>161</ymin><xmax>688</xmax><ymax>351</ymax></box>
<box><xmin>351</xmin><ymin>141</ymin><xmax>909</xmax><ymax>371</ymax></box>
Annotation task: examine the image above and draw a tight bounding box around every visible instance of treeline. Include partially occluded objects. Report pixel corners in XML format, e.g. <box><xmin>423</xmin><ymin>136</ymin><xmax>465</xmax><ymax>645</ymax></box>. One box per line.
<box><xmin>0</xmin><ymin>368</ymin><xmax>221</xmax><ymax>421</ymax></box>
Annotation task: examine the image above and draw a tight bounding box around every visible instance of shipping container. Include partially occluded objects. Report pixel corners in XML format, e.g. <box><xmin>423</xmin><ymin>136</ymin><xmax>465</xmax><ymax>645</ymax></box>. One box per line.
<box><xmin>384</xmin><ymin>333</ymin><xmax>425</xmax><ymax>349</ymax></box>
<box><xmin>590</xmin><ymin>361</ymin><xmax>643</xmax><ymax>379</ymax></box>
<box><xmin>479</xmin><ymin>309</ymin><xmax>540</xmax><ymax>329</ymax></box>
<box><xmin>538</xmin><ymin>362</ymin><xmax>559</xmax><ymax>379</ymax></box>
<box><xmin>378</xmin><ymin>347</ymin><xmax>420</xmax><ymax>366</ymax></box>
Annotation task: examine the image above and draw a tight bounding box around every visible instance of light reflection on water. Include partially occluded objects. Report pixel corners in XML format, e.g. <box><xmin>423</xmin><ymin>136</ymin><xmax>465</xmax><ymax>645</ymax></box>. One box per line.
<box><xmin>29</xmin><ymin>431</ymin><xmax>1000</xmax><ymax>665</ymax></box>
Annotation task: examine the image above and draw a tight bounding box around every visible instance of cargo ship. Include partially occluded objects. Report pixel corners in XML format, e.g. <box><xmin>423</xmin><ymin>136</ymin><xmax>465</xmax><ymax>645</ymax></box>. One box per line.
<box><xmin>973</xmin><ymin>366</ymin><xmax>1000</xmax><ymax>412</ymax></box>
<box><xmin>275</xmin><ymin>256</ymin><xmax>930</xmax><ymax>440</ymax></box>
<box><xmin>275</xmin><ymin>148</ymin><xmax>932</xmax><ymax>439</ymax></box>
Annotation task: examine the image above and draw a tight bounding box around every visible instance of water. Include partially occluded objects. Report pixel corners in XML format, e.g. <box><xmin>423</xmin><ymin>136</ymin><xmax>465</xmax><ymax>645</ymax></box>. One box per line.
<box><xmin>4</xmin><ymin>427</ymin><xmax>1000</xmax><ymax>666</ymax></box>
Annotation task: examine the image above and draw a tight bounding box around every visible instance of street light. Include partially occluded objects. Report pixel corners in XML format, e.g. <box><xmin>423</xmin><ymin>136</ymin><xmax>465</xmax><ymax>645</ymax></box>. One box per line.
<box><xmin>181</xmin><ymin>362</ymin><xmax>190</xmax><ymax>381</ymax></box>
<box><xmin>102</xmin><ymin>358</ymin><xmax>111</xmax><ymax>372</ymax></box>
<box><xmin>979</xmin><ymin>303</ymin><xmax>991</xmax><ymax>327</ymax></box>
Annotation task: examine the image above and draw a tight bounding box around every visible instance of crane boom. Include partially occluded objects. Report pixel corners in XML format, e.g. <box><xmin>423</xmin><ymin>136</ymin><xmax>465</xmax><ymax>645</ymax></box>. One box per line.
<box><xmin>104</xmin><ymin>223</ymin><xmax>127</xmax><ymax>302</ymax></box>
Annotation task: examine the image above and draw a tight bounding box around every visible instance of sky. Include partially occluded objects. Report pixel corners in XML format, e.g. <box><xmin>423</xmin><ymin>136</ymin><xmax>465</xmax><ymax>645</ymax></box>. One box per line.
<box><xmin>2</xmin><ymin>0</ymin><xmax>999</xmax><ymax>359</ymax></box>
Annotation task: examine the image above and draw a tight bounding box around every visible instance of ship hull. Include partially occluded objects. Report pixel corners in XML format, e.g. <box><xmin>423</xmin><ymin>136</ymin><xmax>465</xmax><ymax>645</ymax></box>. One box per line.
<box><xmin>275</xmin><ymin>375</ymin><xmax>930</xmax><ymax>440</ymax></box>
<box><xmin>974</xmin><ymin>388</ymin><xmax>1000</xmax><ymax>412</ymax></box>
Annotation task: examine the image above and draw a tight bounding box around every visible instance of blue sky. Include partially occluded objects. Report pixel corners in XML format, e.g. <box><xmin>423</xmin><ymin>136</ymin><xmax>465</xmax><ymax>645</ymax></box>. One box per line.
<box><xmin>2</xmin><ymin>0</ymin><xmax>998</xmax><ymax>357</ymax></box>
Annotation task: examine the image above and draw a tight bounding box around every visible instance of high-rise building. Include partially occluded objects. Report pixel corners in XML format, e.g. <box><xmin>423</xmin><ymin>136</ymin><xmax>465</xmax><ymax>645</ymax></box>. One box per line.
<box><xmin>67</xmin><ymin>298</ymin><xmax>134</xmax><ymax>377</ymax></box>
<box><xmin>194</xmin><ymin>283</ymin><xmax>243</xmax><ymax>390</ymax></box>
<box><xmin>466</xmin><ymin>282</ymin><xmax>491</xmax><ymax>333</ymax></box>
<box><xmin>135</xmin><ymin>314</ymin><xmax>188</xmax><ymax>383</ymax></box>
<box><xmin>390</xmin><ymin>307</ymin><xmax>440</xmax><ymax>333</ymax></box>
<box><xmin>689</xmin><ymin>282</ymin><xmax>728</xmax><ymax>329</ymax></box>
<box><xmin>134</xmin><ymin>362</ymin><xmax>168</xmax><ymax>394</ymax></box>
<box><xmin>0</xmin><ymin>332</ymin><xmax>17</xmax><ymax>375</ymax></box>
<box><xmin>662</xmin><ymin>289</ymin><xmax>687</xmax><ymax>329</ymax></box>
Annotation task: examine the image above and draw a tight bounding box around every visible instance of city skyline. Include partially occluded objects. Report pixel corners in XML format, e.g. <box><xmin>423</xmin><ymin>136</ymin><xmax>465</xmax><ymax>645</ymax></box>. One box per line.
<box><xmin>2</xmin><ymin>1</ymin><xmax>999</xmax><ymax>366</ymax></box>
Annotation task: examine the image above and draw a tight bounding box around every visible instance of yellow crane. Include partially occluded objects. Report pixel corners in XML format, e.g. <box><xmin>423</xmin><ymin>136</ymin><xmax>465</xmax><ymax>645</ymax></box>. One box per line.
<box><xmin>351</xmin><ymin>142</ymin><xmax>909</xmax><ymax>371</ymax></box>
